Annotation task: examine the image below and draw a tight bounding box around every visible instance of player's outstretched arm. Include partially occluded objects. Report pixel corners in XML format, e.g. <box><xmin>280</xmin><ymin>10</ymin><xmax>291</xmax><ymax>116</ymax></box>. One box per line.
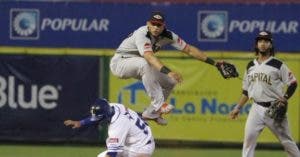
<box><xmin>64</xmin><ymin>120</ymin><xmax>81</xmax><ymax>129</ymax></box>
<box><xmin>64</xmin><ymin>116</ymin><xmax>98</xmax><ymax>129</ymax></box>
<box><xmin>182</xmin><ymin>45</ymin><xmax>239</xmax><ymax>79</ymax></box>
<box><xmin>181</xmin><ymin>44</ymin><xmax>214</xmax><ymax>64</ymax></box>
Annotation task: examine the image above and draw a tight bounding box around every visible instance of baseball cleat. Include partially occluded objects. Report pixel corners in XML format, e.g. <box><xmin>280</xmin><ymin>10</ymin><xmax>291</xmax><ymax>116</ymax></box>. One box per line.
<box><xmin>141</xmin><ymin>103</ymin><xmax>173</xmax><ymax>125</ymax></box>
<box><xmin>142</xmin><ymin>110</ymin><xmax>160</xmax><ymax>119</ymax></box>
<box><xmin>159</xmin><ymin>103</ymin><xmax>174</xmax><ymax>114</ymax></box>
<box><xmin>154</xmin><ymin>116</ymin><xmax>168</xmax><ymax>126</ymax></box>
<box><xmin>142</xmin><ymin>110</ymin><xmax>168</xmax><ymax>125</ymax></box>
<box><xmin>142</xmin><ymin>114</ymin><xmax>168</xmax><ymax>126</ymax></box>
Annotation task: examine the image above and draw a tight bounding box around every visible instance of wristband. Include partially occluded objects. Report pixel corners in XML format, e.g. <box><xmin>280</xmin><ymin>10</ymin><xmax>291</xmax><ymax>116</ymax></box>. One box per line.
<box><xmin>284</xmin><ymin>82</ymin><xmax>297</xmax><ymax>100</ymax></box>
<box><xmin>205</xmin><ymin>57</ymin><xmax>215</xmax><ymax>65</ymax></box>
<box><xmin>160</xmin><ymin>66</ymin><xmax>171</xmax><ymax>74</ymax></box>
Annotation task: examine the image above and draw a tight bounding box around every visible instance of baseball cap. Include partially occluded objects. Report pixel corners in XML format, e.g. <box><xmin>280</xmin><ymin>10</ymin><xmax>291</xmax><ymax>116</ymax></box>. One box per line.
<box><xmin>256</xmin><ymin>31</ymin><xmax>273</xmax><ymax>41</ymax></box>
<box><xmin>148</xmin><ymin>11</ymin><xmax>165</xmax><ymax>25</ymax></box>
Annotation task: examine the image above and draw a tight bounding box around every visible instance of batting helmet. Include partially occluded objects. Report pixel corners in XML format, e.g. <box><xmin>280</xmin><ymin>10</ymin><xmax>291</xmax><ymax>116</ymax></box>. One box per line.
<box><xmin>90</xmin><ymin>98</ymin><xmax>114</xmax><ymax>123</ymax></box>
<box><xmin>255</xmin><ymin>31</ymin><xmax>275</xmax><ymax>56</ymax></box>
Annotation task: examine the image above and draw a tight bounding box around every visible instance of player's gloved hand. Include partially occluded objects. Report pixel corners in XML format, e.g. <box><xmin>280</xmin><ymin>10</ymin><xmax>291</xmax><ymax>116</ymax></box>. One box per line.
<box><xmin>216</xmin><ymin>61</ymin><xmax>239</xmax><ymax>79</ymax></box>
<box><xmin>265</xmin><ymin>99</ymin><xmax>288</xmax><ymax>123</ymax></box>
<box><xmin>229</xmin><ymin>105</ymin><xmax>241</xmax><ymax>120</ymax></box>
<box><xmin>64</xmin><ymin>120</ymin><xmax>81</xmax><ymax>129</ymax></box>
<box><xmin>168</xmin><ymin>71</ymin><xmax>182</xmax><ymax>83</ymax></box>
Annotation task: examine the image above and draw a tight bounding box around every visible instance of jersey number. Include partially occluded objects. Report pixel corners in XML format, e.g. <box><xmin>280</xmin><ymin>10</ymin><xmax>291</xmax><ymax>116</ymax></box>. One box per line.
<box><xmin>135</xmin><ymin>118</ymin><xmax>148</xmax><ymax>135</ymax></box>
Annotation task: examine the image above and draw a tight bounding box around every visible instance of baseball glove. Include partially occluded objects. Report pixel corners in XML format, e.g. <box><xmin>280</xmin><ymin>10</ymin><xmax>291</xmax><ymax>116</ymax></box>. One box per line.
<box><xmin>265</xmin><ymin>100</ymin><xmax>287</xmax><ymax>123</ymax></box>
<box><xmin>216</xmin><ymin>61</ymin><xmax>239</xmax><ymax>79</ymax></box>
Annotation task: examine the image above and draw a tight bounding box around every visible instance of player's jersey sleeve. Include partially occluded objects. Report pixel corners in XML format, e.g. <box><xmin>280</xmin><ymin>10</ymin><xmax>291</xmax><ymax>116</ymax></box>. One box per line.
<box><xmin>242</xmin><ymin>60</ymin><xmax>255</xmax><ymax>95</ymax></box>
<box><xmin>242</xmin><ymin>70</ymin><xmax>250</xmax><ymax>92</ymax></box>
<box><xmin>106</xmin><ymin>116</ymin><xmax>130</xmax><ymax>153</ymax></box>
<box><xmin>280</xmin><ymin>63</ymin><xmax>297</xmax><ymax>86</ymax></box>
<box><xmin>170</xmin><ymin>32</ymin><xmax>187</xmax><ymax>51</ymax></box>
<box><xmin>135</xmin><ymin>30</ymin><xmax>153</xmax><ymax>56</ymax></box>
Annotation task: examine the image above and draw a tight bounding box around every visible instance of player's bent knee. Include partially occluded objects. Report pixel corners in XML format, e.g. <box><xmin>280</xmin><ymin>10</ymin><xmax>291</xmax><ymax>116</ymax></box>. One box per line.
<box><xmin>141</xmin><ymin>63</ymin><xmax>154</xmax><ymax>74</ymax></box>
<box><xmin>169</xmin><ymin>80</ymin><xmax>177</xmax><ymax>87</ymax></box>
<box><xmin>164</xmin><ymin>79</ymin><xmax>177</xmax><ymax>88</ymax></box>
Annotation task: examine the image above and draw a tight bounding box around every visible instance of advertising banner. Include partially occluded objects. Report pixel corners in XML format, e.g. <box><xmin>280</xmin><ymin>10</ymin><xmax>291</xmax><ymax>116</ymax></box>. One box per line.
<box><xmin>0</xmin><ymin>55</ymin><xmax>100</xmax><ymax>142</ymax></box>
<box><xmin>109</xmin><ymin>54</ymin><xmax>300</xmax><ymax>142</ymax></box>
<box><xmin>0</xmin><ymin>2</ymin><xmax>299</xmax><ymax>51</ymax></box>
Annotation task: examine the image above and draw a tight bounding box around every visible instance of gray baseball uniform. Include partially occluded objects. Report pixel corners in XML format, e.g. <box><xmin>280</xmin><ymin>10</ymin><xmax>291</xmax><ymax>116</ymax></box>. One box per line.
<box><xmin>242</xmin><ymin>56</ymin><xmax>299</xmax><ymax>157</ymax></box>
<box><xmin>110</xmin><ymin>25</ymin><xmax>186</xmax><ymax>111</ymax></box>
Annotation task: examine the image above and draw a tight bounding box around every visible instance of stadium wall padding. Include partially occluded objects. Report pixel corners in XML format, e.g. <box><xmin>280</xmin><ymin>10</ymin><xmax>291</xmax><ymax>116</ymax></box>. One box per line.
<box><xmin>0</xmin><ymin>48</ymin><xmax>299</xmax><ymax>144</ymax></box>
<box><xmin>0</xmin><ymin>1</ymin><xmax>300</xmax><ymax>51</ymax></box>
<box><xmin>0</xmin><ymin>54</ymin><xmax>101</xmax><ymax>142</ymax></box>
<box><xmin>109</xmin><ymin>51</ymin><xmax>300</xmax><ymax>143</ymax></box>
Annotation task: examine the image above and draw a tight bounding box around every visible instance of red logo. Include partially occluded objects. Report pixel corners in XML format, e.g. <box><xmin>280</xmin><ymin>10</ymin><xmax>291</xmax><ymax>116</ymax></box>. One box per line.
<box><xmin>144</xmin><ymin>43</ymin><xmax>151</xmax><ymax>49</ymax></box>
<box><xmin>177</xmin><ymin>37</ymin><xmax>183</xmax><ymax>46</ymax></box>
<box><xmin>108</xmin><ymin>138</ymin><xmax>119</xmax><ymax>143</ymax></box>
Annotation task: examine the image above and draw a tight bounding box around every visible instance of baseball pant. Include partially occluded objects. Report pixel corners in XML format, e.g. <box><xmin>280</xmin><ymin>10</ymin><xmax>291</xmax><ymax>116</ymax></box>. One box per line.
<box><xmin>110</xmin><ymin>54</ymin><xmax>176</xmax><ymax>111</ymax></box>
<box><xmin>243</xmin><ymin>103</ymin><xmax>300</xmax><ymax>157</ymax></box>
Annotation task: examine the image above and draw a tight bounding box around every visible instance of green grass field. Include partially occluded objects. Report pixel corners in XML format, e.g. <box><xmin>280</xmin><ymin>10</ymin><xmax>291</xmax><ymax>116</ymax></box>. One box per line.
<box><xmin>0</xmin><ymin>144</ymin><xmax>286</xmax><ymax>157</ymax></box>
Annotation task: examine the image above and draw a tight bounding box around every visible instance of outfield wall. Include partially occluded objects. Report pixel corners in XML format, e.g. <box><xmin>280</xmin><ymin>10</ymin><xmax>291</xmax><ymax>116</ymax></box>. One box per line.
<box><xmin>0</xmin><ymin>47</ymin><xmax>299</xmax><ymax>145</ymax></box>
<box><xmin>0</xmin><ymin>53</ymin><xmax>102</xmax><ymax>142</ymax></box>
<box><xmin>109</xmin><ymin>51</ymin><xmax>300</xmax><ymax>143</ymax></box>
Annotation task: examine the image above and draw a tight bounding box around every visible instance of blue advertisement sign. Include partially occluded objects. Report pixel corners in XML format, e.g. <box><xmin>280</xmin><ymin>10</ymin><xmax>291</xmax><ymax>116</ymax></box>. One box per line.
<box><xmin>0</xmin><ymin>2</ymin><xmax>299</xmax><ymax>51</ymax></box>
<box><xmin>0</xmin><ymin>55</ymin><xmax>100</xmax><ymax>142</ymax></box>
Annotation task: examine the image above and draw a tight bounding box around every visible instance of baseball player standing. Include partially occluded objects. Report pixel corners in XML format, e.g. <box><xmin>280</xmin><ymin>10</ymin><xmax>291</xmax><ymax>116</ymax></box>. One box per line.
<box><xmin>64</xmin><ymin>98</ymin><xmax>155</xmax><ymax>157</ymax></box>
<box><xmin>229</xmin><ymin>31</ymin><xmax>299</xmax><ymax>157</ymax></box>
<box><xmin>110</xmin><ymin>11</ymin><xmax>237</xmax><ymax>125</ymax></box>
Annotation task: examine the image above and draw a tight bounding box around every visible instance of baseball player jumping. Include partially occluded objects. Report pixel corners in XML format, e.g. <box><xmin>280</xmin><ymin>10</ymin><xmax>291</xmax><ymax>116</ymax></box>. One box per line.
<box><xmin>229</xmin><ymin>31</ymin><xmax>299</xmax><ymax>157</ymax></box>
<box><xmin>64</xmin><ymin>98</ymin><xmax>155</xmax><ymax>157</ymax></box>
<box><xmin>110</xmin><ymin>11</ymin><xmax>238</xmax><ymax>125</ymax></box>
